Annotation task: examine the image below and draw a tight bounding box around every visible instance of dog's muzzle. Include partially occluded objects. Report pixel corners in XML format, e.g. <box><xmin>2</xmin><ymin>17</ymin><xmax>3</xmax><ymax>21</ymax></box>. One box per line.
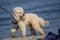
<box><xmin>19</xmin><ymin>14</ymin><xmax>25</xmax><ymax>19</ymax></box>
<box><xmin>19</xmin><ymin>15</ymin><xmax>23</xmax><ymax>18</ymax></box>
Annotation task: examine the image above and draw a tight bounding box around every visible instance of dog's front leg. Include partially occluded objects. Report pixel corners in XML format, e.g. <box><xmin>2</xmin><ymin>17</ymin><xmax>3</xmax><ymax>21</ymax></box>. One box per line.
<box><xmin>18</xmin><ymin>21</ymin><xmax>26</xmax><ymax>37</ymax></box>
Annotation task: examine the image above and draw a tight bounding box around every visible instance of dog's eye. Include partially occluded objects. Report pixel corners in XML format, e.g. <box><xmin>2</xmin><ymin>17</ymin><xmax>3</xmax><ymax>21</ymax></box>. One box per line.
<box><xmin>16</xmin><ymin>12</ymin><xmax>21</xmax><ymax>14</ymax></box>
<box><xmin>18</xmin><ymin>13</ymin><xmax>21</xmax><ymax>14</ymax></box>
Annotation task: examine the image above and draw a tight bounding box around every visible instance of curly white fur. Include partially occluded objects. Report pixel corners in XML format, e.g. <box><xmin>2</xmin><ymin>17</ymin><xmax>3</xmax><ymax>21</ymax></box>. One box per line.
<box><xmin>10</xmin><ymin>7</ymin><xmax>49</xmax><ymax>38</ymax></box>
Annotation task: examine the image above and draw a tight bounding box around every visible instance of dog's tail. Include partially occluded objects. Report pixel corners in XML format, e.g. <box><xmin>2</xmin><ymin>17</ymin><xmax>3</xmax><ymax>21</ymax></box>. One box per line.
<box><xmin>38</xmin><ymin>17</ymin><xmax>49</xmax><ymax>27</ymax></box>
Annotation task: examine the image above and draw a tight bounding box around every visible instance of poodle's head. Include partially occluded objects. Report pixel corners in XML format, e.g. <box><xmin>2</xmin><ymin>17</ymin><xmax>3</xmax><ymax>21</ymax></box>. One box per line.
<box><xmin>13</xmin><ymin>7</ymin><xmax>25</xmax><ymax>19</ymax></box>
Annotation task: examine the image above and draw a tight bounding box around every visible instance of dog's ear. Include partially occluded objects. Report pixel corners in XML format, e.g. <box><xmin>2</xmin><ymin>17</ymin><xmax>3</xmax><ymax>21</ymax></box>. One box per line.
<box><xmin>11</xmin><ymin>11</ymin><xmax>19</xmax><ymax>21</ymax></box>
<box><xmin>12</xmin><ymin>11</ymin><xmax>18</xmax><ymax>17</ymax></box>
<box><xmin>12</xmin><ymin>11</ymin><xmax>16</xmax><ymax>16</ymax></box>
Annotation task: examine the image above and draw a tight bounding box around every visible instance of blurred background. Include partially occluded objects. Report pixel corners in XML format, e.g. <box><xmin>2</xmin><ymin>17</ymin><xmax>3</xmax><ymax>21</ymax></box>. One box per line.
<box><xmin>0</xmin><ymin>0</ymin><xmax>60</xmax><ymax>39</ymax></box>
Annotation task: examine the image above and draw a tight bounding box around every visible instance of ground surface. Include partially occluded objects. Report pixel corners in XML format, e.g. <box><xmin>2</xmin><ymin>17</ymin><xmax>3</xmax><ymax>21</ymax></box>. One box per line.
<box><xmin>2</xmin><ymin>36</ymin><xmax>45</xmax><ymax>40</ymax></box>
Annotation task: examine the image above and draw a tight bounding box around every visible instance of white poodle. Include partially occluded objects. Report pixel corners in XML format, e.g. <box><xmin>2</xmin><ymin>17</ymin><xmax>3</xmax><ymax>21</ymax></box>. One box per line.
<box><xmin>10</xmin><ymin>7</ymin><xmax>49</xmax><ymax>38</ymax></box>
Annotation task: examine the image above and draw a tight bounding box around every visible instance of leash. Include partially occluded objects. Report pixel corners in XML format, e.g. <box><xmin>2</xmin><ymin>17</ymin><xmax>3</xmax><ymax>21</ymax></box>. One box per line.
<box><xmin>0</xmin><ymin>6</ymin><xmax>10</xmax><ymax>13</ymax></box>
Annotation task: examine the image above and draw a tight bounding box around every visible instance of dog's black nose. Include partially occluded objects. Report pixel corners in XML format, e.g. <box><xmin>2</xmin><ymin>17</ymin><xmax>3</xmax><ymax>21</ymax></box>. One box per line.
<box><xmin>23</xmin><ymin>14</ymin><xmax>25</xmax><ymax>16</ymax></box>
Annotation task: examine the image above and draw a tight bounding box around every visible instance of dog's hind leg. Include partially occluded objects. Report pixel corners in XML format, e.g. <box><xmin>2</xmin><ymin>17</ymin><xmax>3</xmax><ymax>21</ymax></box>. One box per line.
<box><xmin>31</xmin><ymin>21</ymin><xmax>45</xmax><ymax>36</ymax></box>
<box><xmin>29</xmin><ymin>24</ymin><xmax>36</xmax><ymax>36</ymax></box>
